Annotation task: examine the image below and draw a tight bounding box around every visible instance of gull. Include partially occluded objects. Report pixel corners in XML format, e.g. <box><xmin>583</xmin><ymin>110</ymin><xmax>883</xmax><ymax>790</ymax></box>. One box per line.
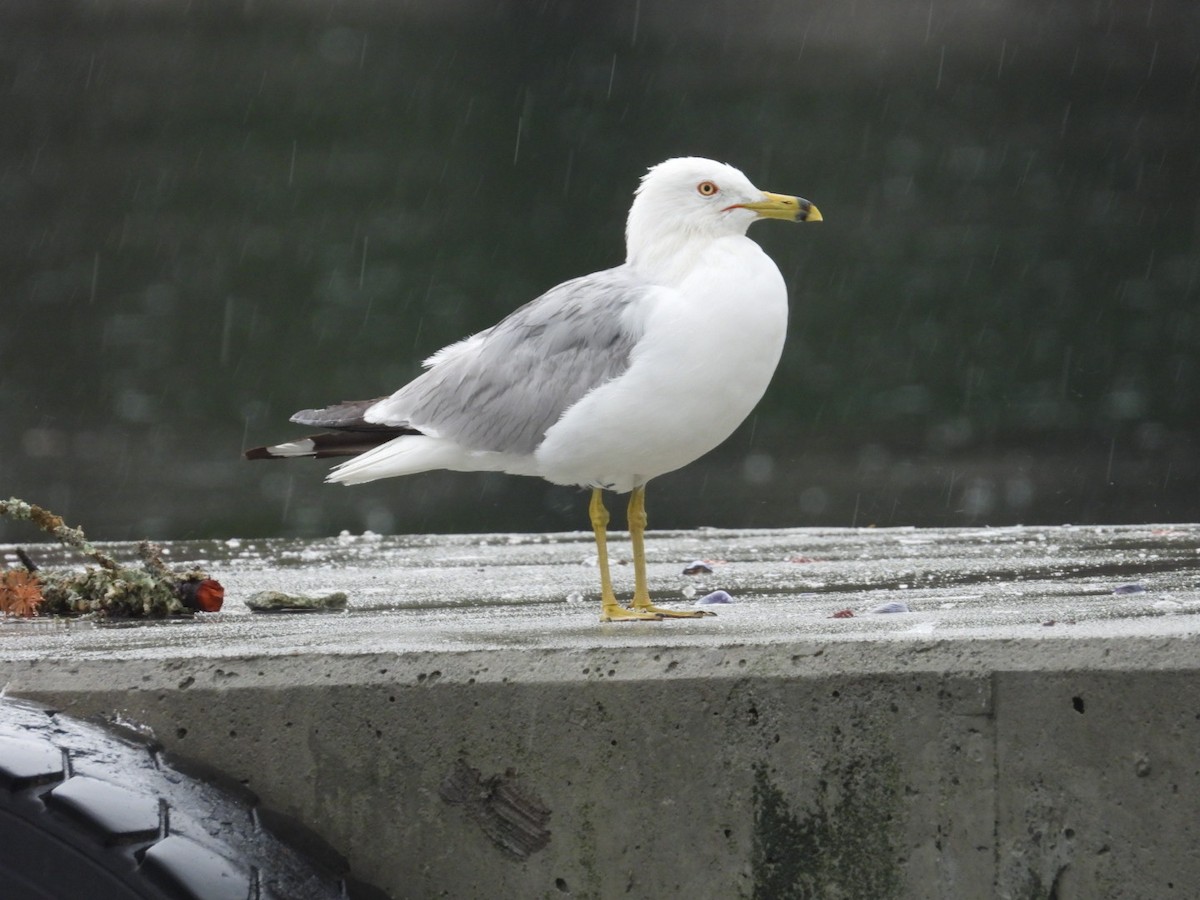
<box><xmin>246</xmin><ymin>157</ymin><xmax>821</xmax><ymax>621</ymax></box>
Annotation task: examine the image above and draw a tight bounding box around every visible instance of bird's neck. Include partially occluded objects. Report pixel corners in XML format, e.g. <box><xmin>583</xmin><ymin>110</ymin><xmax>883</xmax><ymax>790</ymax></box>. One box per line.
<box><xmin>625</xmin><ymin>198</ymin><xmax>753</xmax><ymax>284</ymax></box>
<box><xmin>626</xmin><ymin>231</ymin><xmax>745</xmax><ymax>286</ymax></box>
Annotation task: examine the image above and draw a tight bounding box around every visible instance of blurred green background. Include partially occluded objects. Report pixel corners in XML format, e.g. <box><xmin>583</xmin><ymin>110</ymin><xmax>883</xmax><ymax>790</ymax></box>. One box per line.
<box><xmin>2</xmin><ymin>0</ymin><xmax>1197</xmax><ymax>540</ymax></box>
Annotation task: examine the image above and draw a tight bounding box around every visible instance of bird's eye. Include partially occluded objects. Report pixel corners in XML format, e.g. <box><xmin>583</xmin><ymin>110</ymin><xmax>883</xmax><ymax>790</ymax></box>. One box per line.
<box><xmin>697</xmin><ymin>181</ymin><xmax>718</xmax><ymax>196</ymax></box>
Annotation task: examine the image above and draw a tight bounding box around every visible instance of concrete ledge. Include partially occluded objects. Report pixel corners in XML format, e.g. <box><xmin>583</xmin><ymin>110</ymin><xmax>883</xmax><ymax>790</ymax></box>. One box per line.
<box><xmin>3</xmin><ymin>525</ymin><xmax>1199</xmax><ymax>898</ymax></box>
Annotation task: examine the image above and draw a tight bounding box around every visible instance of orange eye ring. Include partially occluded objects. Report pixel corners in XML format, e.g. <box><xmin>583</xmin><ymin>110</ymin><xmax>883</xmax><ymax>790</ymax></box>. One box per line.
<box><xmin>697</xmin><ymin>181</ymin><xmax>719</xmax><ymax>196</ymax></box>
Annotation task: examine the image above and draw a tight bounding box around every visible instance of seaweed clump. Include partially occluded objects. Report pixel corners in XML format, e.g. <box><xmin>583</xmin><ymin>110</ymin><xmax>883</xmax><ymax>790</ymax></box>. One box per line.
<box><xmin>0</xmin><ymin>497</ymin><xmax>223</xmax><ymax>619</ymax></box>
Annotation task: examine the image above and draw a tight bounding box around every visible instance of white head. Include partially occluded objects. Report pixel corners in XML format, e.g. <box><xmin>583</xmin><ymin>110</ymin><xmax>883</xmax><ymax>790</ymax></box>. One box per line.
<box><xmin>624</xmin><ymin>157</ymin><xmax>819</xmax><ymax>274</ymax></box>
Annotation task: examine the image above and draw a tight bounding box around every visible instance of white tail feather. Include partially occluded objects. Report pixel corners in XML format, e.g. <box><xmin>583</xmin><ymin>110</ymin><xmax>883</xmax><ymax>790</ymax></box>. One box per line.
<box><xmin>327</xmin><ymin>435</ymin><xmax>467</xmax><ymax>485</ymax></box>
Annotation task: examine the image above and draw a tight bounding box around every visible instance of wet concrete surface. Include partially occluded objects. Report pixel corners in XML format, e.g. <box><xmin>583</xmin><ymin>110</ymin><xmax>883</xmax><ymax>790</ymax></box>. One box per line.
<box><xmin>2</xmin><ymin>524</ymin><xmax>1199</xmax><ymax>658</ymax></box>
<box><xmin>3</xmin><ymin>524</ymin><xmax>1200</xmax><ymax>899</ymax></box>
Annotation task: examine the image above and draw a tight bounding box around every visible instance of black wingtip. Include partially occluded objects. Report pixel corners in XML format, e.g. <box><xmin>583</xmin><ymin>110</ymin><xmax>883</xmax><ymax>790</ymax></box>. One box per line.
<box><xmin>243</xmin><ymin>430</ymin><xmax>416</xmax><ymax>461</ymax></box>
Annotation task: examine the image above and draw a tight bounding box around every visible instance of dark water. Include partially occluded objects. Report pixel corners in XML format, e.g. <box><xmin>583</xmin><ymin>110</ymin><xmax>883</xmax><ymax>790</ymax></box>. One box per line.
<box><xmin>2</xmin><ymin>1</ymin><xmax>1197</xmax><ymax>541</ymax></box>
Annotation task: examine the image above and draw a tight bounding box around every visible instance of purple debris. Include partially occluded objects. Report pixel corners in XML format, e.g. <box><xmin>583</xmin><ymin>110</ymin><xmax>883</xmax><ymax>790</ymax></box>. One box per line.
<box><xmin>682</xmin><ymin>560</ymin><xmax>715</xmax><ymax>575</ymax></box>
<box><xmin>694</xmin><ymin>590</ymin><xmax>734</xmax><ymax>605</ymax></box>
<box><xmin>1112</xmin><ymin>583</ymin><xmax>1146</xmax><ymax>595</ymax></box>
<box><xmin>870</xmin><ymin>601</ymin><xmax>910</xmax><ymax>614</ymax></box>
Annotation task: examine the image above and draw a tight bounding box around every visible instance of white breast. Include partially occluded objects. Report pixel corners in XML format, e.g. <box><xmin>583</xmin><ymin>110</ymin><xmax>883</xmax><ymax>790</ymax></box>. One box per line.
<box><xmin>534</xmin><ymin>235</ymin><xmax>788</xmax><ymax>492</ymax></box>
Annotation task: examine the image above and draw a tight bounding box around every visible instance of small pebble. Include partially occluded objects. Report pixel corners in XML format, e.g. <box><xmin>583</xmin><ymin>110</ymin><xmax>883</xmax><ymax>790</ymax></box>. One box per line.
<box><xmin>694</xmin><ymin>590</ymin><xmax>734</xmax><ymax>605</ymax></box>
<box><xmin>870</xmin><ymin>601</ymin><xmax>910</xmax><ymax>614</ymax></box>
<box><xmin>682</xmin><ymin>560</ymin><xmax>714</xmax><ymax>575</ymax></box>
<box><xmin>1134</xmin><ymin>754</ymin><xmax>1152</xmax><ymax>778</ymax></box>
<box><xmin>246</xmin><ymin>590</ymin><xmax>348</xmax><ymax>612</ymax></box>
<box><xmin>1112</xmin><ymin>583</ymin><xmax>1146</xmax><ymax>595</ymax></box>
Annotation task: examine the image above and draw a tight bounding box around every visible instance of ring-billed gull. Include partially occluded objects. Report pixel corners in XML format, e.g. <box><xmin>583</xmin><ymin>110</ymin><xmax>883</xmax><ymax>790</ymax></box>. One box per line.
<box><xmin>246</xmin><ymin>157</ymin><xmax>821</xmax><ymax>621</ymax></box>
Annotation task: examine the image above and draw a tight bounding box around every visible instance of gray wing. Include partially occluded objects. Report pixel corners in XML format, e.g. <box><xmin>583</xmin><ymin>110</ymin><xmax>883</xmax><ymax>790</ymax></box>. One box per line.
<box><xmin>289</xmin><ymin>397</ymin><xmax>392</xmax><ymax>430</ymax></box>
<box><xmin>365</xmin><ymin>265</ymin><xmax>646</xmax><ymax>455</ymax></box>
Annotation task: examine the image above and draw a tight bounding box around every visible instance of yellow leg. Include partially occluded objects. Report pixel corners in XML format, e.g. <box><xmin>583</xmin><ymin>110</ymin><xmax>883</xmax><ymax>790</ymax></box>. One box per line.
<box><xmin>628</xmin><ymin>486</ymin><xmax>714</xmax><ymax>618</ymax></box>
<box><xmin>591</xmin><ymin>488</ymin><xmax>660</xmax><ymax>622</ymax></box>
<box><xmin>628</xmin><ymin>486</ymin><xmax>653</xmax><ymax>608</ymax></box>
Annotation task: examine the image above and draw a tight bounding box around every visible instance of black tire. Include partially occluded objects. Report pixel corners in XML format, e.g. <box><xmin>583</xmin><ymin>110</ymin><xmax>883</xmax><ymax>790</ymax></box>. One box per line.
<box><xmin>0</xmin><ymin>697</ymin><xmax>388</xmax><ymax>900</ymax></box>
